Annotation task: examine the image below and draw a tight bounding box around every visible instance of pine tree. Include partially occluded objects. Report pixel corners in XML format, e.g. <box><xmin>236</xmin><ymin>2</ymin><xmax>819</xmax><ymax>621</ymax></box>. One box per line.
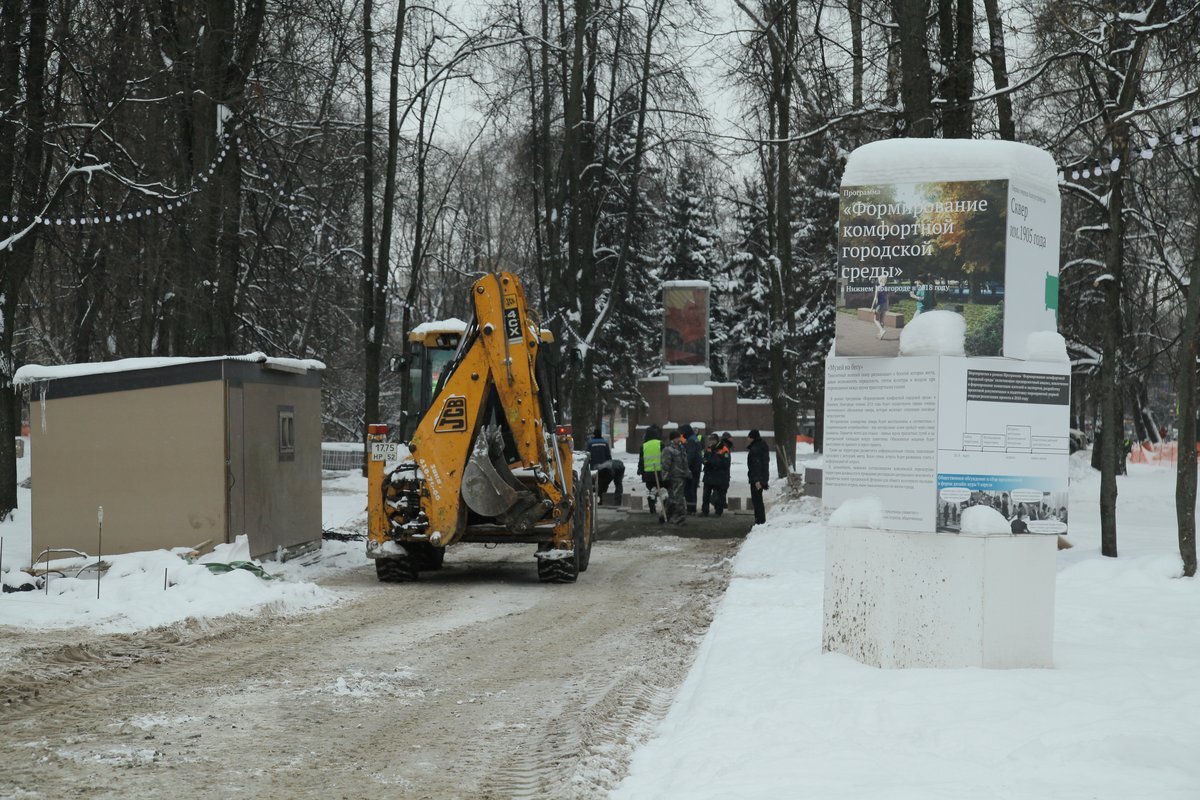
<box><xmin>591</xmin><ymin>95</ymin><xmax>665</xmax><ymax>420</ymax></box>
<box><xmin>788</xmin><ymin>132</ymin><xmax>840</xmax><ymax>430</ymax></box>
<box><xmin>721</xmin><ymin>180</ymin><xmax>773</xmax><ymax>397</ymax></box>
<box><xmin>661</xmin><ymin>155</ymin><xmax>721</xmax><ymax>282</ymax></box>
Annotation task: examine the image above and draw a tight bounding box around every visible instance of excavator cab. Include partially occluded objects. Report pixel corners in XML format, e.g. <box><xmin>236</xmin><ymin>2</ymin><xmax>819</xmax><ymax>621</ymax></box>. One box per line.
<box><xmin>393</xmin><ymin>321</ymin><xmax>467</xmax><ymax>441</ymax></box>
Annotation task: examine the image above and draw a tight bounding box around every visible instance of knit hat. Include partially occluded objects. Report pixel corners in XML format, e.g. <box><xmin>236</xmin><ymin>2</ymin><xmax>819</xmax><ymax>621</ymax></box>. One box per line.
<box><xmin>748</xmin><ymin>429</ymin><xmax>761</xmax><ymax>440</ymax></box>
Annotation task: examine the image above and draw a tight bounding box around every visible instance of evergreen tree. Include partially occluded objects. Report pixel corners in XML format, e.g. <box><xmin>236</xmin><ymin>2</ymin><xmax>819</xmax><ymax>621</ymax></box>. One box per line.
<box><xmin>721</xmin><ymin>180</ymin><xmax>773</xmax><ymax>397</ymax></box>
<box><xmin>788</xmin><ymin>131</ymin><xmax>840</xmax><ymax>434</ymax></box>
<box><xmin>591</xmin><ymin>95</ymin><xmax>665</xmax><ymax>420</ymax></box>
<box><xmin>661</xmin><ymin>155</ymin><xmax>721</xmax><ymax>282</ymax></box>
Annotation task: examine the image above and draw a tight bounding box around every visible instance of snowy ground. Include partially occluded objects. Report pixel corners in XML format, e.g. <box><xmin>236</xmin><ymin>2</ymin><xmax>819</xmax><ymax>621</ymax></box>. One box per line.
<box><xmin>5</xmin><ymin>440</ymin><xmax>1197</xmax><ymax>798</ymax></box>
<box><xmin>612</xmin><ymin>454</ymin><xmax>1200</xmax><ymax>800</ymax></box>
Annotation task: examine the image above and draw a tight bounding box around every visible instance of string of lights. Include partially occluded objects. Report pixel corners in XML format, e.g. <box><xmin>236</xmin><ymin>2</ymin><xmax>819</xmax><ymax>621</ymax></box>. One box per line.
<box><xmin>1058</xmin><ymin>118</ymin><xmax>1200</xmax><ymax>182</ymax></box>
<box><xmin>0</xmin><ymin>132</ymin><xmax>282</xmax><ymax>228</ymax></box>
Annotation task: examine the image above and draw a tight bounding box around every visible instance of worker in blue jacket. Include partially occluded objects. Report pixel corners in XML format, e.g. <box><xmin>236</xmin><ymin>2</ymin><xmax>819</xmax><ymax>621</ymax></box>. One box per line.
<box><xmin>586</xmin><ymin>428</ymin><xmax>624</xmax><ymax>505</ymax></box>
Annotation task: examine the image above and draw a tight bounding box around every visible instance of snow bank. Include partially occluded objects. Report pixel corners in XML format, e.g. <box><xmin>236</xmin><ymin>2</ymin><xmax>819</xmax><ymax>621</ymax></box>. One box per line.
<box><xmin>0</xmin><ymin>546</ymin><xmax>337</xmax><ymax>634</ymax></box>
<box><xmin>898</xmin><ymin>309</ymin><xmax>966</xmax><ymax>356</ymax></box>
<box><xmin>1026</xmin><ymin>330</ymin><xmax>1069</xmax><ymax>362</ymax></box>
<box><xmin>828</xmin><ymin>496</ymin><xmax>882</xmax><ymax>528</ymax></box>
<box><xmin>959</xmin><ymin>504</ymin><xmax>1011</xmax><ymax>534</ymax></box>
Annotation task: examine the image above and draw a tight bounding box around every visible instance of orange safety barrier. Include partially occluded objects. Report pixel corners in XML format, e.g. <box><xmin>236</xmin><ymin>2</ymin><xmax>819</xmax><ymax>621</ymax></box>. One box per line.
<box><xmin>1125</xmin><ymin>441</ymin><xmax>1195</xmax><ymax>467</ymax></box>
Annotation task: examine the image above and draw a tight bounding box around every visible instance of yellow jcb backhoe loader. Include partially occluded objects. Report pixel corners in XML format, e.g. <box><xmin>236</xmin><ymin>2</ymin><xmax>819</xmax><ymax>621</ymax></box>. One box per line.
<box><xmin>365</xmin><ymin>271</ymin><xmax>595</xmax><ymax>583</ymax></box>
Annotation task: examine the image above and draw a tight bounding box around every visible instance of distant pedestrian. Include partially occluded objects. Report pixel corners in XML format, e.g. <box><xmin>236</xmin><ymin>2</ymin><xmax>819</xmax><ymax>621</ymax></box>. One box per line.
<box><xmin>660</xmin><ymin>430</ymin><xmax>691</xmax><ymax>524</ymax></box>
<box><xmin>720</xmin><ymin>431</ymin><xmax>734</xmax><ymax>452</ymax></box>
<box><xmin>586</xmin><ymin>428</ymin><xmax>623</xmax><ymax>505</ymax></box>
<box><xmin>871</xmin><ymin>276</ymin><xmax>890</xmax><ymax>339</ymax></box>
<box><xmin>910</xmin><ymin>274</ymin><xmax>935</xmax><ymax>315</ymax></box>
<box><xmin>636</xmin><ymin>424</ymin><xmax>664</xmax><ymax>517</ymax></box>
<box><xmin>701</xmin><ymin>433</ymin><xmax>731</xmax><ymax>516</ymax></box>
<box><xmin>680</xmin><ymin>424</ymin><xmax>704</xmax><ymax>514</ymax></box>
<box><xmin>746</xmin><ymin>429</ymin><xmax>770</xmax><ymax>525</ymax></box>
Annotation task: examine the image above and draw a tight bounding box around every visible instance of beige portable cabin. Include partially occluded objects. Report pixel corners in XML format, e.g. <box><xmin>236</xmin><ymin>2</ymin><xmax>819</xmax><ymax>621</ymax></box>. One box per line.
<box><xmin>18</xmin><ymin>355</ymin><xmax>323</xmax><ymax>560</ymax></box>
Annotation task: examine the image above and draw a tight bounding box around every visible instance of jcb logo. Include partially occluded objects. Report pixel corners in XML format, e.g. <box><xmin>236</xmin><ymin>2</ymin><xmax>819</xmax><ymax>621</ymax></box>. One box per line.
<box><xmin>434</xmin><ymin>396</ymin><xmax>468</xmax><ymax>433</ymax></box>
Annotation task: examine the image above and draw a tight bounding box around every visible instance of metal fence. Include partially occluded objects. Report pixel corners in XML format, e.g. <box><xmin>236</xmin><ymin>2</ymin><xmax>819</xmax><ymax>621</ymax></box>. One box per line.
<box><xmin>321</xmin><ymin>446</ymin><xmax>364</xmax><ymax>471</ymax></box>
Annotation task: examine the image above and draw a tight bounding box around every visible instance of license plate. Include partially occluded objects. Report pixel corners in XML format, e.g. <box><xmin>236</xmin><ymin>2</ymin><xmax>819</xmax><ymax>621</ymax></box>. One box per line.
<box><xmin>371</xmin><ymin>442</ymin><xmax>399</xmax><ymax>462</ymax></box>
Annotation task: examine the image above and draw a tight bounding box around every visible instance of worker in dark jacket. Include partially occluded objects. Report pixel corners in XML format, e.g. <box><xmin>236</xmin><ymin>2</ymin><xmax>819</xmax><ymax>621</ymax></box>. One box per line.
<box><xmin>586</xmin><ymin>428</ymin><xmax>623</xmax><ymax>505</ymax></box>
<box><xmin>659</xmin><ymin>429</ymin><xmax>691</xmax><ymax>524</ymax></box>
<box><xmin>680</xmin><ymin>424</ymin><xmax>704</xmax><ymax>514</ymax></box>
<box><xmin>636</xmin><ymin>424</ymin><xmax>664</xmax><ymax>516</ymax></box>
<box><xmin>746</xmin><ymin>429</ymin><xmax>770</xmax><ymax>524</ymax></box>
<box><xmin>701</xmin><ymin>433</ymin><xmax>731</xmax><ymax>516</ymax></box>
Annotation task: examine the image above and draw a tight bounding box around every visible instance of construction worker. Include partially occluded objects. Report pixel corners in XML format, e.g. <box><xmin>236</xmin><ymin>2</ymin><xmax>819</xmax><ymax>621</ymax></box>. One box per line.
<box><xmin>701</xmin><ymin>433</ymin><xmax>731</xmax><ymax>516</ymax></box>
<box><xmin>680</xmin><ymin>424</ymin><xmax>704</xmax><ymax>514</ymax></box>
<box><xmin>660</xmin><ymin>429</ymin><xmax>691</xmax><ymax>524</ymax></box>
<box><xmin>586</xmin><ymin>428</ymin><xmax>623</xmax><ymax>505</ymax></box>
<box><xmin>636</xmin><ymin>424</ymin><xmax>664</xmax><ymax>516</ymax></box>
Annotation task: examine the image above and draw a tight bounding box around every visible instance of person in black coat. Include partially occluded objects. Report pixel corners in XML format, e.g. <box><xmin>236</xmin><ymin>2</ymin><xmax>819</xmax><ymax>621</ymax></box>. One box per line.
<box><xmin>746</xmin><ymin>429</ymin><xmax>770</xmax><ymax>524</ymax></box>
<box><xmin>701</xmin><ymin>433</ymin><xmax>731</xmax><ymax>516</ymax></box>
<box><xmin>680</xmin><ymin>424</ymin><xmax>704</xmax><ymax>514</ymax></box>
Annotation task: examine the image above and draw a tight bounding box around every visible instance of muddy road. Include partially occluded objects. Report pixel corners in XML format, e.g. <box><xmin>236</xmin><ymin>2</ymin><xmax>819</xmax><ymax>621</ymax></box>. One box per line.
<box><xmin>0</xmin><ymin>509</ymin><xmax>750</xmax><ymax>799</ymax></box>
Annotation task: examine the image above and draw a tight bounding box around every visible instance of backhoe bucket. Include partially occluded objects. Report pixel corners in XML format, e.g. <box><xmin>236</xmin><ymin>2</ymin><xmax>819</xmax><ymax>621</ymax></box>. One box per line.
<box><xmin>462</xmin><ymin>427</ymin><xmax>534</xmax><ymax>518</ymax></box>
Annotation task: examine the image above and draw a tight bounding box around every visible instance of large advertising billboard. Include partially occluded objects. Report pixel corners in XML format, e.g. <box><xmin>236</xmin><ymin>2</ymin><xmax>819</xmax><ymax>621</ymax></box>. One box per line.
<box><xmin>663</xmin><ymin>282</ymin><xmax>710</xmax><ymax>367</ymax></box>
<box><xmin>836</xmin><ymin>180</ymin><xmax>1009</xmax><ymax>357</ymax></box>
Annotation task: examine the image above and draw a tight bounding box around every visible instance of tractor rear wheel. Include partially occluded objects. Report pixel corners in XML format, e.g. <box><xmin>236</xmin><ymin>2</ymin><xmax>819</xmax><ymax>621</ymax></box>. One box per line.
<box><xmin>408</xmin><ymin>542</ymin><xmax>446</xmax><ymax>571</ymax></box>
<box><xmin>536</xmin><ymin>542</ymin><xmax>579</xmax><ymax>584</ymax></box>
<box><xmin>375</xmin><ymin>555</ymin><xmax>418</xmax><ymax>582</ymax></box>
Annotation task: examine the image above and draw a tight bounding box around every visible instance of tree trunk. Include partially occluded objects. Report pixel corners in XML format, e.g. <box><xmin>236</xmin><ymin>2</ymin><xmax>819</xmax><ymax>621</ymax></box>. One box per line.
<box><xmin>564</xmin><ymin>0</ymin><xmax>597</xmax><ymax>434</ymax></box>
<box><xmin>1098</xmin><ymin>167</ymin><xmax>1124</xmax><ymax>558</ymax></box>
<box><xmin>848</xmin><ymin>0</ymin><xmax>863</xmax><ymax>108</ymax></box>
<box><xmin>0</xmin><ymin>0</ymin><xmax>50</xmax><ymax>515</ymax></box>
<box><xmin>768</xmin><ymin>0</ymin><xmax>798</xmax><ymax>477</ymax></box>
<box><xmin>891</xmin><ymin>0</ymin><xmax>934</xmax><ymax>136</ymax></box>
<box><xmin>1097</xmin><ymin>2</ymin><xmax>1164</xmax><ymax>557</ymax></box>
<box><xmin>982</xmin><ymin>0</ymin><xmax>1015</xmax><ymax>140</ymax></box>
<box><xmin>362</xmin><ymin>0</ymin><xmax>378</xmax><ymax>473</ymax></box>
<box><xmin>1176</xmin><ymin>244</ymin><xmax>1200</xmax><ymax>577</ymax></box>
<box><xmin>383</xmin><ymin>0</ymin><xmax>413</xmax><ymax>438</ymax></box>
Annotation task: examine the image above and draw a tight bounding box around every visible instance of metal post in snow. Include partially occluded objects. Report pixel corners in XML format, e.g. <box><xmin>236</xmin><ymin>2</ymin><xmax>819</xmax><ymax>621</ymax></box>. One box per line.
<box><xmin>97</xmin><ymin>506</ymin><xmax>103</xmax><ymax>600</ymax></box>
<box><xmin>164</xmin><ymin>568</ymin><xmax>168</xmax><ymax>591</ymax></box>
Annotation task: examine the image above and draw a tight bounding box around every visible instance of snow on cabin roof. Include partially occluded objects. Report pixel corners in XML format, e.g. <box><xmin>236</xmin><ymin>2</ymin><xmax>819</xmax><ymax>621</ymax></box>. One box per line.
<box><xmin>13</xmin><ymin>352</ymin><xmax>325</xmax><ymax>386</ymax></box>
<box><xmin>841</xmin><ymin>138</ymin><xmax>1058</xmax><ymax>186</ymax></box>
<box><xmin>663</xmin><ymin>280</ymin><xmax>712</xmax><ymax>289</ymax></box>
<box><xmin>409</xmin><ymin>318</ymin><xmax>469</xmax><ymax>337</ymax></box>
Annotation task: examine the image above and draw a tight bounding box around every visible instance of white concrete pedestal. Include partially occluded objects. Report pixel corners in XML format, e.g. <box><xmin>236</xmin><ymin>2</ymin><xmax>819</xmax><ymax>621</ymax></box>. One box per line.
<box><xmin>822</xmin><ymin>527</ymin><xmax>1055</xmax><ymax>668</ymax></box>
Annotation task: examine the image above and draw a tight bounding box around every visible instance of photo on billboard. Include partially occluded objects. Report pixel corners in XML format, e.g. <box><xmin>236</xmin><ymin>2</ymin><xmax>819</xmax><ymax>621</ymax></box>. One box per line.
<box><xmin>836</xmin><ymin>180</ymin><xmax>1008</xmax><ymax>357</ymax></box>
<box><xmin>663</xmin><ymin>284</ymin><xmax>709</xmax><ymax>367</ymax></box>
<box><xmin>936</xmin><ymin>476</ymin><xmax>1068</xmax><ymax>536</ymax></box>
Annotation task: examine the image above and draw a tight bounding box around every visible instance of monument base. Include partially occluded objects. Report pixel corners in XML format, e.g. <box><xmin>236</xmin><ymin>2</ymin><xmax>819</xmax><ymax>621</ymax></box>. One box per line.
<box><xmin>822</xmin><ymin>527</ymin><xmax>1055</xmax><ymax>669</ymax></box>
